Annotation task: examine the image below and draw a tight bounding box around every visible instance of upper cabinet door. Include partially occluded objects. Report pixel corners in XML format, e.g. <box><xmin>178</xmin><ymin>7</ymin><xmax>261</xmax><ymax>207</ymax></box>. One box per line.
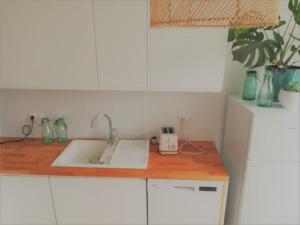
<box><xmin>0</xmin><ymin>0</ymin><xmax>98</xmax><ymax>89</ymax></box>
<box><xmin>148</xmin><ymin>27</ymin><xmax>227</xmax><ymax>92</ymax></box>
<box><xmin>94</xmin><ymin>0</ymin><xmax>147</xmax><ymax>90</ymax></box>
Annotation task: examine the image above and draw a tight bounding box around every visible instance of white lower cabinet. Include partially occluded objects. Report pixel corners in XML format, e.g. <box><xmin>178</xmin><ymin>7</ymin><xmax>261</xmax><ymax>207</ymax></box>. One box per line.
<box><xmin>0</xmin><ymin>176</ymin><xmax>2</xmax><ymax>224</ymax></box>
<box><xmin>50</xmin><ymin>177</ymin><xmax>147</xmax><ymax>225</ymax></box>
<box><xmin>98</xmin><ymin>178</ymin><xmax>147</xmax><ymax>225</ymax></box>
<box><xmin>50</xmin><ymin>177</ymin><xmax>101</xmax><ymax>225</ymax></box>
<box><xmin>147</xmin><ymin>179</ymin><xmax>228</xmax><ymax>225</ymax></box>
<box><xmin>0</xmin><ymin>175</ymin><xmax>227</xmax><ymax>225</ymax></box>
<box><xmin>0</xmin><ymin>176</ymin><xmax>56</xmax><ymax>225</ymax></box>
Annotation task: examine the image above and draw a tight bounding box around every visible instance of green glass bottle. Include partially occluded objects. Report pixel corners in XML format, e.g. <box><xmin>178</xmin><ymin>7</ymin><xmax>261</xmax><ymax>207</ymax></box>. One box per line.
<box><xmin>54</xmin><ymin>118</ymin><xmax>68</xmax><ymax>144</ymax></box>
<box><xmin>257</xmin><ymin>70</ymin><xmax>274</xmax><ymax>107</ymax></box>
<box><xmin>243</xmin><ymin>70</ymin><xmax>257</xmax><ymax>100</ymax></box>
<box><xmin>41</xmin><ymin>117</ymin><xmax>54</xmax><ymax>144</ymax></box>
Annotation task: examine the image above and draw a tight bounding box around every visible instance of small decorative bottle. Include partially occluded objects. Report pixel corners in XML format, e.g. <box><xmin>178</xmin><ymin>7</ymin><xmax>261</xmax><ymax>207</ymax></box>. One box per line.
<box><xmin>54</xmin><ymin>118</ymin><xmax>68</xmax><ymax>144</ymax></box>
<box><xmin>257</xmin><ymin>70</ymin><xmax>274</xmax><ymax>107</ymax></box>
<box><xmin>41</xmin><ymin>117</ymin><xmax>54</xmax><ymax>144</ymax></box>
<box><xmin>243</xmin><ymin>70</ymin><xmax>257</xmax><ymax>100</ymax></box>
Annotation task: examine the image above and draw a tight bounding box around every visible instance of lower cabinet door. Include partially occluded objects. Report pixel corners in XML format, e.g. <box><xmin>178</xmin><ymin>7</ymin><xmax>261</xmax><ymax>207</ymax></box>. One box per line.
<box><xmin>0</xmin><ymin>176</ymin><xmax>56</xmax><ymax>225</ymax></box>
<box><xmin>98</xmin><ymin>178</ymin><xmax>147</xmax><ymax>225</ymax></box>
<box><xmin>239</xmin><ymin>161</ymin><xmax>299</xmax><ymax>225</ymax></box>
<box><xmin>50</xmin><ymin>177</ymin><xmax>101</xmax><ymax>225</ymax></box>
<box><xmin>147</xmin><ymin>179</ymin><xmax>226</xmax><ymax>225</ymax></box>
<box><xmin>50</xmin><ymin>177</ymin><xmax>147</xmax><ymax>225</ymax></box>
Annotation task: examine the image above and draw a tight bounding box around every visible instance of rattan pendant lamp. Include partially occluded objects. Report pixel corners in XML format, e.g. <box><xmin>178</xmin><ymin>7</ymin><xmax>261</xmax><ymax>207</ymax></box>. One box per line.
<box><xmin>150</xmin><ymin>0</ymin><xmax>279</xmax><ymax>28</ymax></box>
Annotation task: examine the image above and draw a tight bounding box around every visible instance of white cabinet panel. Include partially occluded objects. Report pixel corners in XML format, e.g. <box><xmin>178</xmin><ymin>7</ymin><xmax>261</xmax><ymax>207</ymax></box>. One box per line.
<box><xmin>98</xmin><ymin>178</ymin><xmax>147</xmax><ymax>225</ymax></box>
<box><xmin>148</xmin><ymin>27</ymin><xmax>227</xmax><ymax>91</ymax></box>
<box><xmin>0</xmin><ymin>176</ymin><xmax>56</xmax><ymax>225</ymax></box>
<box><xmin>240</xmin><ymin>161</ymin><xmax>299</xmax><ymax>225</ymax></box>
<box><xmin>0</xmin><ymin>176</ymin><xmax>1</xmax><ymax>224</ymax></box>
<box><xmin>223</xmin><ymin>96</ymin><xmax>300</xmax><ymax>225</ymax></box>
<box><xmin>0</xmin><ymin>0</ymin><xmax>98</xmax><ymax>89</ymax></box>
<box><xmin>148</xmin><ymin>179</ymin><xmax>226</xmax><ymax>225</ymax></box>
<box><xmin>50</xmin><ymin>177</ymin><xmax>147</xmax><ymax>225</ymax></box>
<box><xmin>94</xmin><ymin>0</ymin><xmax>147</xmax><ymax>90</ymax></box>
<box><xmin>248</xmin><ymin>112</ymin><xmax>299</xmax><ymax>161</ymax></box>
<box><xmin>50</xmin><ymin>177</ymin><xmax>101</xmax><ymax>225</ymax></box>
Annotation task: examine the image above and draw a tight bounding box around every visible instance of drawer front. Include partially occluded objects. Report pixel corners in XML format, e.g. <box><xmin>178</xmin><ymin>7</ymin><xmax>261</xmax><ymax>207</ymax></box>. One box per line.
<box><xmin>148</xmin><ymin>179</ymin><xmax>225</xmax><ymax>225</ymax></box>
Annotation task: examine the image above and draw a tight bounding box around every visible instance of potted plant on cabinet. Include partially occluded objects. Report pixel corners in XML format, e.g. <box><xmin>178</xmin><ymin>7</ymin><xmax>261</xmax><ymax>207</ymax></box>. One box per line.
<box><xmin>228</xmin><ymin>0</ymin><xmax>300</xmax><ymax>102</ymax></box>
<box><xmin>279</xmin><ymin>81</ymin><xmax>300</xmax><ymax>111</ymax></box>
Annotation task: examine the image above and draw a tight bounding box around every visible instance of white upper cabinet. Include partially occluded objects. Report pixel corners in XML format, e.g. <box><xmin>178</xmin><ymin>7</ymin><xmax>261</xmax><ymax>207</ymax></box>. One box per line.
<box><xmin>0</xmin><ymin>176</ymin><xmax>56</xmax><ymax>225</ymax></box>
<box><xmin>0</xmin><ymin>0</ymin><xmax>227</xmax><ymax>92</ymax></box>
<box><xmin>94</xmin><ymin>0</ymin><xmax>147</xmax><ymax>90</ymax></box>
<box><xmin>0</xmin><ymin>0</ymin><xmax>98</xmax><ymax>89</ymax></box>
<box><xmin>148</xmin><ymin>27</ymin><xmax>227</xmax><ymax>91</ymax></box>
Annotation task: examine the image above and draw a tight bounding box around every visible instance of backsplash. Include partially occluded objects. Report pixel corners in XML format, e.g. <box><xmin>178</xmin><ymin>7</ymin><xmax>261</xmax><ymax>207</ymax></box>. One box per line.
<box><xmin>0</xmin><ymin>90</ymin><xmax>226</xmax><ymax>148</ymax></box>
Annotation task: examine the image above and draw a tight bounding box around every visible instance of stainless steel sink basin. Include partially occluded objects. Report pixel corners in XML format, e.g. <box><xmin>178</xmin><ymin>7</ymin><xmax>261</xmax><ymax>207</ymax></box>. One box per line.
<box><xmin>52</xmin><ymin>139</ymin><xmax>149</xmax><ymax>169</ymax></box>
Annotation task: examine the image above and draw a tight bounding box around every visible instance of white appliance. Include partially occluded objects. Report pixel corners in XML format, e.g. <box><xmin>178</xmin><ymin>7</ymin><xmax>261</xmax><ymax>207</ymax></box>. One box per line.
<box><xmin>223</xmin><ymin>96</ymin><xmax>299</xmax><ymax>225</ymax></box>
<box><xmin>159</xmin><ymin>127</ymin><xmax>178</xmax><ymax>154</ymax></box>
<box><xmin>147</xmin><ymin>179</ymin><xmax>227</xmax><ymax>225</ymax></box>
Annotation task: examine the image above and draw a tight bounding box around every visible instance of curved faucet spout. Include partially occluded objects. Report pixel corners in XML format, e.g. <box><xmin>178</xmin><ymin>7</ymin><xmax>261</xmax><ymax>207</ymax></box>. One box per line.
<box><xmin>90</xmin><ymin>113</ymin><xmax>114</xmax><ymax>145</ymax></box>
<box><xmin>91</xmin><ymin>113</ymin><xmax>112</xmax><ymax>130</ymax></box>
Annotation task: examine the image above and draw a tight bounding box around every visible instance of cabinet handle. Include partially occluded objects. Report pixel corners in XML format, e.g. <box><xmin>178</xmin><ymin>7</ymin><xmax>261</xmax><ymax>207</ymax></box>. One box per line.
<box><xmin>174</xmin><ymin>186</ymin><xmax>195</xmax><ymax>191</ymax></box>
<box><xmin>199</xmin><ymin>186</ymin><xmax>217</xmax><ymax>192</ymax></box>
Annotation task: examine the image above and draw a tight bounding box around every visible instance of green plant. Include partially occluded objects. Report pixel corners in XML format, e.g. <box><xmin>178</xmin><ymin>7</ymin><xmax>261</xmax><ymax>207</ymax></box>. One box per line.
<box><xmin>228</xmin><ymin>0</ymin><xmax>300</xmax><ymax>69</ymax></box>
<box><xmin>284</xmin><ymin>81</ymin><xmax>300</xmax><ymax>92</ymax></box>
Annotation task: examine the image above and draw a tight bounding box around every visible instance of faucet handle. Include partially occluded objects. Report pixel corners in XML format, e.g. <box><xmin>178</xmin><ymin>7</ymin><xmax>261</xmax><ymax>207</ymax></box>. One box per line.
<box><xmin>111</xmin><ymin>128</ymin><xmax>119</xmax><ymax>144</ymax></box>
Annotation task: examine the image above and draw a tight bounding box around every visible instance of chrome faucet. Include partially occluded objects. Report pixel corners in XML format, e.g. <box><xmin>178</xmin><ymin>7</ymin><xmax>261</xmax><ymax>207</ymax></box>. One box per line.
<box><xmin>90</xmin><ymin>113</ymin><xmax>118</xmax><ymax>145</ymax></box>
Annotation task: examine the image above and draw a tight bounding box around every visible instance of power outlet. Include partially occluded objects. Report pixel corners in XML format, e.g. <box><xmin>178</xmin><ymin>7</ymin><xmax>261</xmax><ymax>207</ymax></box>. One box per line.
<box><xmin>29</xmin><ymin>112</ymin><xmax>45</xmax><ymax>121</ymax></box>
<box><xmin>178</xmin><ymin>116</ymin><xmax>187</xmax><ymax>140</ymax></box>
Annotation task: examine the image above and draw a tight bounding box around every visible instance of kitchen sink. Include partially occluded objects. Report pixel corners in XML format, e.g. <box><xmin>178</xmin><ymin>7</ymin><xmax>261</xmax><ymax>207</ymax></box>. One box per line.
<box><xmin>52</xmin><ymin>139</ymin><xmax>149</xmax><ymax>169</ymax></box>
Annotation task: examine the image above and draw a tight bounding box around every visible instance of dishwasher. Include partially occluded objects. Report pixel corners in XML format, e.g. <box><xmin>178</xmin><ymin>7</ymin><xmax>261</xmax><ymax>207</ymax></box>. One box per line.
<box><xmin>147</xmin><ymin>179</ymin><xmax>227</xmax><ymax>225</ymax></box>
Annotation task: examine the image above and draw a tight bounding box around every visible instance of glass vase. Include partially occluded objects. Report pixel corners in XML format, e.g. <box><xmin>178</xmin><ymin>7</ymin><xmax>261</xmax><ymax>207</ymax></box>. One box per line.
<box><xmin>257</xmin><ymin>70</ymin><xmax>274</xmax><ymax>107</ymax></box>
<box><xmin>243</xmin><ymin>70</ymin><xmax>257</xmax><ymax>100</ymax></box>
<box><xmin>41</xmin><ymin>117</ymin><xmax>54</xmax><ymax>144</ymax></box>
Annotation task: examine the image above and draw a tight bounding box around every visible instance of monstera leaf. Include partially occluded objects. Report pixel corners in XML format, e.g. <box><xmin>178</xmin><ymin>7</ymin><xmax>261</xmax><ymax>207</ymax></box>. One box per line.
<box><xmin>228</xmin><ymin>28</ymin><xmax>252</xmax><ymax>42</ymax></box>
<box><xmin>289</xmin><ymin>0</ymin><xmax>300</xmax><ymax>24</ymax></box>
<box><xmin>231</xmin><ymin>30</ymin><xmax>281</xmax><ymax>68</ymax></box>
<box><xmin>228</xmin><ymin>1</ymin><xmax>300</xmax><ymax>69</ymax></box>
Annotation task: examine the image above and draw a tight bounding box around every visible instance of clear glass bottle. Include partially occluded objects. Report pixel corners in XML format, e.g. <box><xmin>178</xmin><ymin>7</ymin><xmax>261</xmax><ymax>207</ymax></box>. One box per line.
<box><xmin>243</xmin><ymin>70</ymin><xmax>257</xmax><ymax>100</ymax></box>
<box><xmin>257</xmin><ymin>70</ymin><xmax>274</xmax><ymax>107</ymax></box>
<box><xmin>54</xmin><ymin>118</ymin><xmax>68</xmax><ymax>144</ymax></box>
<box><xmin>41</xmin><ymin>117</ymin><xmax>54</xmax><ymax>144</ymax></box>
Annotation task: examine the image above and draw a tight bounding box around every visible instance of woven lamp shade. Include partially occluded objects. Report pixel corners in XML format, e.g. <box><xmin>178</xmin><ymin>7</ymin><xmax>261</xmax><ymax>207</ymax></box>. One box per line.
<box><xmin>150</xmin><ymin>0</ymin><xmax>279</xmax><ymax>28</ymax></box>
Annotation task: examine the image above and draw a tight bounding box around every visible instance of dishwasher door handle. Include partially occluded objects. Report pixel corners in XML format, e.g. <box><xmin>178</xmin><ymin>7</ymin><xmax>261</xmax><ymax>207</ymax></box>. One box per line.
<box><xmin>173</xmin><ymin>186</ymin><xmax>196</xmax><ymax>191</ymax></box>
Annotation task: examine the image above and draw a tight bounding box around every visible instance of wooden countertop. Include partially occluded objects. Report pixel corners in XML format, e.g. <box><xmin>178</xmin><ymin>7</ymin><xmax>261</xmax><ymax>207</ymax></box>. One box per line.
<box><xmin>0</xmin><ymin>138</ymin><xmax>229</xmax><ymax>181</ymax></box>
